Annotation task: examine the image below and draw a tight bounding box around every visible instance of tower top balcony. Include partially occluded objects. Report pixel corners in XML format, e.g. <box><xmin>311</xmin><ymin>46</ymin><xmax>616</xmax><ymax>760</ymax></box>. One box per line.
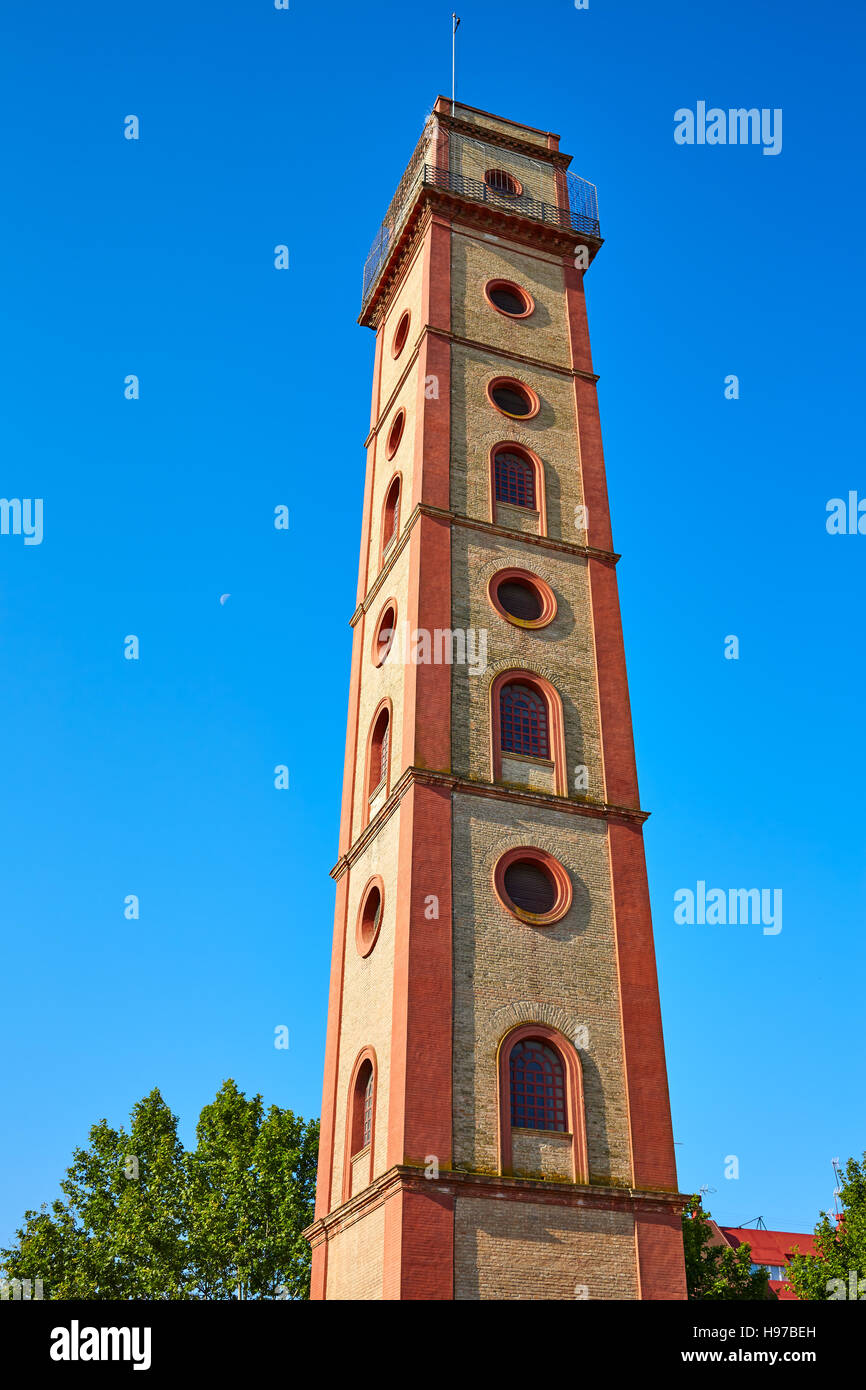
<box><xmin>360</xmin><ymin>97</ymin><xmax>601</xmax><ymax>325</ymax></box>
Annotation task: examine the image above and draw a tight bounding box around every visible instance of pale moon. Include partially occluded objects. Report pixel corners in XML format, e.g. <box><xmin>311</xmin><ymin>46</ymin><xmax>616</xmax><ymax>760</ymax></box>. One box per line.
<box><xmin>220</xmin><ymin>594</ymin><xmax>231</xmax><ymax>605</ymax></box>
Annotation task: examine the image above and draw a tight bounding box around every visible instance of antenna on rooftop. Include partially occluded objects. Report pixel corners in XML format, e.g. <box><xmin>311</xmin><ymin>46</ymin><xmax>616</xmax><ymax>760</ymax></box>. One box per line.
<box><xmin>832</xmin><ymin>1157</ymin><xmax>844</xmax><ymax>1219</ymax></box>
<box><xmin>451</xmin><ymin>15</ymin><xmax>461</xmax><ymax>117</ymax></box>
<box><xmin>739</xmin><ymin>1216</ymin><xmax>768</xmax><ymax>1229</ymax></box>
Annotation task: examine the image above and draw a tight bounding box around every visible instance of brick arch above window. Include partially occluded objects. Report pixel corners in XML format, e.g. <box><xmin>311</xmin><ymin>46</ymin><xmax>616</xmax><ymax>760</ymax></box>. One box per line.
<box><xmin>497</xmin><ymin>1024</ymin><xmax>587</xmax><ymax>1183</ymax></box>
<box><xmin>489</xmin><ymin>668</ymin><xmax>567</xmax><ymax>796</ymax></box>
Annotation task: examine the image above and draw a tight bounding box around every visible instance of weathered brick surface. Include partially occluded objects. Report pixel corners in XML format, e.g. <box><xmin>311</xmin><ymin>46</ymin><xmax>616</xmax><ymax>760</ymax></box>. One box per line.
<box><xmin>450</xmin><ymin>530</ymin><xmax>605</xmax><ymax>801</ymax></box>
<box><xmin>454</xmin><ymin>1197</ymin><xmax>638</xmax><ymax>1300</ymax></box>
<box><xmin>378</xmin><ymin>241</ymin><xmax>426</xmax><ymax>412</ymax></box>
<box><xmin>449</xmin><ymin>343</ymin><xmax>585</xmax><ymax>541</ymax></box>
<box><xmin>450</xmin><ymin>791</ymin><xmax>631</xmax><ymax>1185</ymax></box>
<box><xmin>511</xmin><ymin>1130</ymin><xmax>574</xmax><ymax>1182</ymax></box>
<box><xmin>449</xmin><ymin>133</ymin><xmax>559</xmax><ymax>205</ymax></box>
<box><xmin>451</xmin><ymin>230</ymin><xmax>570</xmax><ymax>368</ymax></box>
<box><xmin>324</xmin><ymin>1204</ymin><xmax>386</xmax><ymax>1300</ymax></box>
<box><xmin>364</xmin><ymin>371</ymin><xmax>417</xmax><ymax>605</ymax></box>
<box><xmin>449</xmin><ymin>102</ymin><xmax>554</xmax><ymax>151</ymax></box>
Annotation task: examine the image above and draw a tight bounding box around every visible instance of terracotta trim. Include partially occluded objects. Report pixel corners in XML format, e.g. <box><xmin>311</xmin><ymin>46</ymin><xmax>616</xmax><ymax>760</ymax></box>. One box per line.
<box><xmin>361</xmin><ymin>191</ymin><xmax>600</xmax><ymax>328</ymax></box>
<box><xmin>312</xmin><ymin>870</ymin><xmax>351</xmax><ymax>1222</ymax></box>
<box><xmin>306</xmin><ymin>1163</ymin><xmax>689</xmax><ymax>1247</ymax></box>
<box><xmin>331</xmin><ymin>766</ymin><xmax>650</xmax><ymax>882</ymax></box>
<box><xmin>484</xmin><ymin>277</ymin><xmax>536</xmax><ymax>320</ymax></box>
<box><xmin>353</xmin><ymin>502</ymin><xmax>617</xmax><ymax>625</ymax></box>
<box><xmin>486</xmin><ymin>374</ymin><xmax>540</xmax><ymax>421</ymax></box>
<box><xmin>487</xmin><ymin>566</ymin><xmax>557</xmax><ymax>630</ymax></box>
<box><xmin>587</xmin><ymin>558</ymin><xmax>640</xmax><ymax>809</ymax></box>
<box><xmin>356</xmin><ymin>874</ymin><xmax>385</xmax><ymax>958</ymax></box>
<box><xmin>490</xmin><ymin>667</ymin><xmax>568</xmax><ymax>797</ymax></box>
<box><xmin>391</xmin><ymin>309</ymin><xmax>411</xmax><ymax>359</ymax></box>
<box><xmin>497</xmin><ymin>1023</ymin><xmax>588</xmax><ymax>1183</ymax></box>
<box><xmin>371</xmin><ymin>595</ymin><xmax>398</xmax><ymax>668</ymax></box>
<box><xmin>385</xmin><ymin>408</ymin><xmax>406</xmax><ymax>460</ymax></box>
<box><xmin>387</xmin><ymin>781</ymin><xmax>454</xmax><ymax>1169</ymax></box>
<box><xmin>609</xmin><ymin>820</ymin><xmax>680</xmax><ymax>1194</ymax></box>
<box><xmin>493</xmin><ymin>846</ymin><xmax>573</xmax><ymax>927</ymax></box>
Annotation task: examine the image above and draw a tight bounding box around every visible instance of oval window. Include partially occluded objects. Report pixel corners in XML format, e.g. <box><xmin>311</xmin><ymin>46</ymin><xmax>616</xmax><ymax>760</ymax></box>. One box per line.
<box><xmin>392</xmin><ymin>310</ymin><xmax>411</xmax><ymax>358</ymax></box>
<box><xmin>489</xmin><ymin>569</ymin><xmax>556</xmax><ymax>629</ymax></box>
<box><xmin>373</xmin><ymin>603</ymin><xmax>397</xmax><ymax>666</ymax></box>
<box><xmin>485</xmin><ymin>280</ymin><xmax>533</xmax><ymax>318</ymax></box>
<box><xmin>357</xmin><ymin>880</ymin><xmax>384</xmax><ymax>956</ymax></box>
<box><xmin>488</xmin><ymin>379</ymin><xmax>538</xmax><ymax>419</ymax></box>
<box><xmin>485</xmin><ymin>168</ymin><xmax>522</xmax><ymax>196</ymax></box>
<box><xmin>386</xmin><ymin>409</ymin><xmax>406</xmax><ymax>459</ymax></box>
<box><xmin>494</xmin><ymin>848</ymin><xmax>573</xmax><ymax>926</ymax></box>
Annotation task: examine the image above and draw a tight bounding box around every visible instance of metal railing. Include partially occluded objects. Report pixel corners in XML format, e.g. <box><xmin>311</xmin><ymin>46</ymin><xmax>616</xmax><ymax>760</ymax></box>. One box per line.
<box><xmin>361</xmin><ymin>163</ymin><xmax>600</xmax><ymax>311</ymax></box>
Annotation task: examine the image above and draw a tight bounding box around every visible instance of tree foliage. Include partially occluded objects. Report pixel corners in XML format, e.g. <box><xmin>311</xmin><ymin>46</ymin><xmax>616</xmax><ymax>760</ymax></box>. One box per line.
<box><xmin>1</xmin><ymin>1081</ymin><xmax>319</xmax><ymax>1300</ymax></box>
<box><xmin>682</xmin><ymin>1198</ymin><xmax>771</xmax><ymax>1300</ymax></box>
<box><xmin>785</xmin><ymin>1153</ymin><xmax>866</xmax><ymax>1301</ymax></box>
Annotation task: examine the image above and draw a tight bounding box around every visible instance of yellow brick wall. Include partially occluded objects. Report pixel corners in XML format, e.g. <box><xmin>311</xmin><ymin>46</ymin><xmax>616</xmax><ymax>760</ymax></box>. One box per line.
<box><xmin>324</xmin><ymin>1204</ymin><xmax>386</xmax><ymax>1300</ymax></box>
<box><xmin>330</xmin><ymin>809</ymin><xmax>401</xmax><ymax>1206</ymax></box>
<box><xmin>449</xmin><ymin>132</ymin><xmax>559</xmax><ymax>206</ymax></box>
<box><xmin>450</xmin><ymin>104</ymin><xmax>554</xmax><ymax>151</ymax></box>
<box><xmin>450</xmin><ymin>791</ymin><xmax>632</xmax><ymax>1186</ymax></box>
<box><xmin>353</xmin><ymin>534</ymin><xmax>412</xmax><ymax>844</ymax></box>
<box><xmin>454</xmin><ymin>1197</ymin><xmax>638</xmax><ymax>1300</ymax></box>
<box><xmin>449</xmin><ymin>343</ymin><xmax>585</xmax><ymax>541</ymax></box>
<box><xmin>365</xmin><ymin>367</ymin><xmax>418</xmax><ymax>595</ymax></box>
<box><xmin>450</xmin><ymin>531</ymin><xmax>606</xmax><ymax>802</ymax></box>
<box><xmin>451</xmin><ymin>230</ymin><xmax>570</xmax><ymax>368</ymax></box>
<box><xmin>378</xmin><ymin>239</ymin><xmax>427</xmax><ymax>411</ymax></box>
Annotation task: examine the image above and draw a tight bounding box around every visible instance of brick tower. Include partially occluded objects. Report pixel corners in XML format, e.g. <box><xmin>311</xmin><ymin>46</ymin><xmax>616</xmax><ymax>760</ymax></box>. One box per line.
<box><xmin>304</xmin><ymin>98</ymin><xmax>687</xmax><ymax>1300</ymax></box>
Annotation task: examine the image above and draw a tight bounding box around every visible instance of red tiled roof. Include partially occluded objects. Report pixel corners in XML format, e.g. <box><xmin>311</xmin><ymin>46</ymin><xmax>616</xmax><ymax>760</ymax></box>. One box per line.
<box><xmin>719</xmin><ymin>1227</ymin><xmax>819</xmax><ymax>1263</ymax></box>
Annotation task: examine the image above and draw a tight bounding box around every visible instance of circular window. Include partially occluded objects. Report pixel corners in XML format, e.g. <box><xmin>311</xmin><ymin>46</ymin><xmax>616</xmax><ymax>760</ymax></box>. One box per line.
<box><xmin>392</xmin><ymin>310</ymin><xmax>411</xmax><ymax>358</ymax></box>
<box><xmin>485</xmin><ymin>279</ymin><xmax>534</xmax><ymax>319</ymax></box>
<box><xmin>488</xmin><ymin>569</ymin><xmax>556</xmax><ymax>629</ymax></box>
<box><xmin>494</xmin><ymin>848</ymin><xmax>572</xmax><ymax>926</ymax></box>
<box><xmin>487</xmin><ymin>377</ymin><xmax>539</xmax><ymax>419</ymax></box>
<box><xmin>386</xmin><ymin>409</ymin><xmax>405</xmax><ymax>459</ymax></box>
<box><xmin>357</xmin><ymin>878</ymin><xmax>384</xmax><ymax>956</ymax></box>
<box><xmin>372</xmin><ymin>602</ymin><xmax>397</xmax><ymax>666</ymax></box>
<box><xmin>485</xmin><ymin>168</ymin><xmax>523</xmax><ymax>196</ymax></box>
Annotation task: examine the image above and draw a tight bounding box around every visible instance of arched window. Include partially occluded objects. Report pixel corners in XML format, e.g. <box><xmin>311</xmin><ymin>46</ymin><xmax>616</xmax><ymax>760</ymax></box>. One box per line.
<box><xmin>510</xmin><ymin>1038</ymin><xmax>567</xmax><ymax>1130</ymax></box>
<box><xmin>497</xmin><ymin>1025</ymin><xmax>588</xmax><ymax>1182</ymax></box>
<box><xmin>344</xmin><ymin>1048</ymin><xmax>378</xmax><ymax>1201</ymax></box>
<box><xmin>350</xmin><ymin>1060</ymin><xmax>373</xmax><ymax>1153</ymax></box>
<box><xmin>494</xmin><ymin>449</ymin><xmax>536</xmax><ymax>509</ymax></box>
<box><xmin>382</xmin><ymin>475</ymin><xmax>401</xmax><ymax>558</ymax></box>
<box><xmin>499</xmin><ymin>682</ymin><xmax>549</xmax><ymax>758</ymax></box>
<box><xmin>491</xmin><ymin>670</ymin><xmax>567</xmax><ymax>796</ymax></box>
<box><xmin>368</xmin><ymin>705</ymin><xmax>390</xmax><ymax>799</ymax></box>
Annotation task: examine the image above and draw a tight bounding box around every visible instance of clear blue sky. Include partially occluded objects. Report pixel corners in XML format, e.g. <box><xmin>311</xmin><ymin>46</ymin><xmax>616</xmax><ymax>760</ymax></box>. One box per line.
<box><xmin>1</xmin><ymin>0</ymin><xmax>862</xmax><ymax>1248</ymax></box>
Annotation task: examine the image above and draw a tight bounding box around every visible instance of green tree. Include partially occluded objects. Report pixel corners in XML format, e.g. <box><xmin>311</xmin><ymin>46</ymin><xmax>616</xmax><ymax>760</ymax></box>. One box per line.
<box><xmin>187</xmin><ymin>1079</ymin><xmax>319</xmax><ymax>1300</ymax></box>
<box><xmin>785</xmin><ymin>1154</ymin><xmax>866</xmax><ymax>1301</ymax></box>
<box><xmin>1</xmin><ymin>1082</ymin><xmax>318</xmax><ymax>1300</ymax></box>
<box><xmin>682</xmin><ymin>1198</ymin><xmax>772</xmax><ymax>1300</ymax></box>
